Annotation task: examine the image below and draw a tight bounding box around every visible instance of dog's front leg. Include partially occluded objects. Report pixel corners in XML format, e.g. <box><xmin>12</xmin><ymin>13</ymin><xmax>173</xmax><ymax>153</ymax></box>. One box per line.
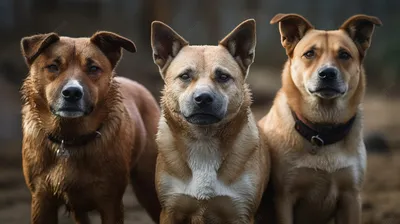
<box><xmin>335</xmin><ymin>191</ymin><xmax>361</xmax><ymax>224</ymax></box>
<box><xmin>72</xmin><ymin>211</ymin><xmax>91</xmax><ymax>224</ymax></box>
<box><xmin>159</xmin><ymin>209</ymin><xmax>173</xmax><ymax>224</ymax></box>
<box><xmin>99</xmin><ymin>202</ymin><xmax>124</xmax><ymax>224</ymax></box>
<box><xmin>275</xmin><ymin>195</ymin><xmax>293</xmax><ymax>224</ymax></box>
<box><xmin>31</xmin><ymin>193</ymin><xmax>59</xmax><ymax>224</ymax></box>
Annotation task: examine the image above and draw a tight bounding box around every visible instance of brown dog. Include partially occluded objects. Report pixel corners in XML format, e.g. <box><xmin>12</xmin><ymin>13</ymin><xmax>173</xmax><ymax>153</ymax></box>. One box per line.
<box><xmin>20</xmin><ymin>31</ymin><xmax>161</xmax><ymax>223</ymax></box>
<box><xmin>256</xmin><ymin>14</ymin><xmax>382</xmax><ymax>223</ymax></box>
<box><xmin>151</xmin><ymin>20</ymin><xmax>270</xmax><ymax>224</ymax></box>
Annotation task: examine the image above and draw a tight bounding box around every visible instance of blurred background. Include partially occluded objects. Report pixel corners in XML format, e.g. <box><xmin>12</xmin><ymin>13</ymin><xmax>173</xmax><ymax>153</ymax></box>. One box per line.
<box><xmin>0</xmin><ymin>0</ymin><xmax>399</xmax><ymax>223</ymax></box>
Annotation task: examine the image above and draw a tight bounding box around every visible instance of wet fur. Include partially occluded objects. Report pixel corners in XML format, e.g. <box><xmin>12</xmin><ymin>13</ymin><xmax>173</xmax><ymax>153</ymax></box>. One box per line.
<box><xmin>21</xmin><ymin>33</ymin><xmax>161</xmax><ymax>224</ymax></box>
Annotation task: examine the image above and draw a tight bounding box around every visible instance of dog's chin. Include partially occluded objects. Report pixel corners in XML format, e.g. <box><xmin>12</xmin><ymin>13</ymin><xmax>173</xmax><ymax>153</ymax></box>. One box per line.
<box><xmin>309</xmin><ymin>88</ymin><xmax>346</xmax><ymax>100</ymax></box>
<box><xmin>184</xmin><ymin>114</ymin><xmax>222</xmax><ymax>126</ymax></box>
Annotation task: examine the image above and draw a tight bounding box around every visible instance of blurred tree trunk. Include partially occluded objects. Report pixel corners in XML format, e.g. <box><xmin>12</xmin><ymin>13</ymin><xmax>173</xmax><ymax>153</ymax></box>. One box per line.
<box><xmin>199</xmin><ymin>0</ymin><xmax>219</xmax><ymax>43</ymax></box>
<box><xmin>138</xmin><ymin>0</ymin><xmax>171</xmax><ymax>47</ymax></box>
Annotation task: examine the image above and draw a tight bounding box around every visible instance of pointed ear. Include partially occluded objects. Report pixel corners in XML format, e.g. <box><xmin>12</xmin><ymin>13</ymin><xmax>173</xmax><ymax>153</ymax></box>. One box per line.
<box><xmin>151</xmin><ymin>21</ymin><xmax>189</xmax><ymax>74</ymax></box>
<box><xmin>219</xmin><ymin>19</ymin><xmax>256</xmax><ymax>76</ymax></box>
<box><xmin>340</xmin><ymin>14</ymin><xmax>382</xmax><ymax>57</ymax></box>
<box><xmin>90</xmin><ymin>31</ymin><xmax>136</xmax><ymax>68</ymax></box>
<box><xmin>270</xmin><ymin>13</ymin><xmax>314</xmax><ymax>55</ymax></box>
<box><xmin>21</xmin><ymin>33</ymin><xmax>60</xmax><ymax>66</ymax></box>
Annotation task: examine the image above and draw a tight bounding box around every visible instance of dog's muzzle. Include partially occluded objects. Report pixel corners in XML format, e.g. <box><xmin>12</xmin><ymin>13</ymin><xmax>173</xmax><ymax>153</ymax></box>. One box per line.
<box><xmin>183</xmin><ymin>90</ymin><xmax>226</xmax><ymax>125</ymax></box>
<box><xmin>308</xmin><ymin>66</ymin><xmax>347</xmax><ymax>99</ymax></box>
<box><xmin>51</xmin><ymin>80</ymin><xmax>93</xmax><ymax>118</ymax></box>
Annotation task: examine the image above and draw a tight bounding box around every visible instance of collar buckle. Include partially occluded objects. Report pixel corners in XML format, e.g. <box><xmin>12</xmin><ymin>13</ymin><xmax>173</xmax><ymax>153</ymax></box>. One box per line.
<box><xmin>56</xmin><ymin>140</ymin><xmax>70</xmax><ymax>158</ymax></box>
<box><xmin>311</xmin><ymin>135</ymin><xmax>324</xmax><ymax>147</ymax></box>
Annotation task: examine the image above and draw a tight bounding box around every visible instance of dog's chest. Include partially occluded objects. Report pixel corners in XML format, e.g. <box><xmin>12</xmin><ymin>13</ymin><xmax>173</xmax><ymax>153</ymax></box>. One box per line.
<box><xmin>287</xmin><ymin>141</ymin><xmax>366</xmax><ymax>173</ymax></box>
<box><xmin>165</xmin><ymin>140</ymin><xmax>253</xmax><ymax>201</ymax></box>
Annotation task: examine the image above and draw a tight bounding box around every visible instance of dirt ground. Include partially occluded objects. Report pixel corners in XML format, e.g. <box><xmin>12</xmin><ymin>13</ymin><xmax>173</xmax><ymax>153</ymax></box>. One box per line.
<box><xmin>1</xmin><ymin>69</ymin><xmax>400</xmax><ymax>223</ymax></box>
<box><xmin>1</xmin><ymin>153</ymin><xmax>400</xmax><ymax>224</ymax></box>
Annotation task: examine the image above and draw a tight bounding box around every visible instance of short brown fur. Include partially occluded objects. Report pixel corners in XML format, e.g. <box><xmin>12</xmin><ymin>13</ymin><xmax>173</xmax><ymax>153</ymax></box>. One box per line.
<box><xmin>151</xmin><ymin>20</ymin><xmax>270</xmax><ymax>224</ymax></box>
<box><xmin>256</xmin><ymin>14</ymin><xmax>381</xmax><ymax>224</ymax></box>
<box><xmin>20</xmin><ymin>32</ymin><xmax>161</xmax><ymax>223</ymax></box>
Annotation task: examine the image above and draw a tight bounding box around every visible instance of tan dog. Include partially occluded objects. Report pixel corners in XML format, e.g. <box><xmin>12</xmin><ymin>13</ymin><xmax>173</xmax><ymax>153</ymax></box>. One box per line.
<box><xmin>151</xmin><ymin>20</ymin><xmax>270</xmax><ymax>223</ymax></box>
<box><xmin>256</xmin><ymin>14</ymin><xmax>382</xmax><ymax>223</ymax></box>
<box><xmin>20</xmin><ymin>32</ymin><xmax>161</xmax><ymax>223</ymax></box>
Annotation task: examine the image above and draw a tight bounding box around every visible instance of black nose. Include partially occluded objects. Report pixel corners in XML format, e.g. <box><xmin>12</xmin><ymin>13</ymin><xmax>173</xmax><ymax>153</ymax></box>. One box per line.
<box><xmin>318</xmin><ymin>67</ymin><xmax>338</xmax><ymax>80</ymax></box>
<box><xmin>193</xmin><ymin>92</ymin><xmax>214</xmax><ymax>106</ymax></box>
<box><xmin>62</xmin><ymin>86</ymin><xmax>83</xmax><ymax>102</ymax></box>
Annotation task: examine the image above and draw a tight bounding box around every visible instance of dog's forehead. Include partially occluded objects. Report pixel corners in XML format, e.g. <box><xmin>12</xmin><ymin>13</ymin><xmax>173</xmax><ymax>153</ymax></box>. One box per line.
<box><xmin>44</xmin><ymin>36</ymin><xmax>106</xmax><ymax>61</ymax></box>
<box><xmin>167</xmin><ymin>45</ymin><xmax>241</xmax><ymax>76</ymax></box>
<box><xmin>295</xmin><ymin>30</ymin><xmax>358</xmax><ymax>54</ymax></box>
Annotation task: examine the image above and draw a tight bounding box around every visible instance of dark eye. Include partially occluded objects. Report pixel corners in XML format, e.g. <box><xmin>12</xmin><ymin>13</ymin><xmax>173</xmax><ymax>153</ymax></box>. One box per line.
<box><xmin>215</xmin><ymin>71</ymin><xmax>232</xmax><ymax>83</ymax></box>
<box><xmin>303</xmin><ymin>50</ymin><xmax>315</xmax><ymax>59</ymax></box>
<box><xmin>179</xmin><ymin>72</ymin><xmax>191</xmax><ymax>81</ymax></box>
<box><xmin>46</xmin><ymin>64</ymin><xmax>59</xmax><ymax>73</ymax></box>
<box><xmin>338</xmin><ymin>51</ymin><xmax>351</xmax><ymax>60</ymax></box>
<box><xmin>89</xmin><ymin>65</ymin><xmax>101</xmax><ymax>74</ymax></box>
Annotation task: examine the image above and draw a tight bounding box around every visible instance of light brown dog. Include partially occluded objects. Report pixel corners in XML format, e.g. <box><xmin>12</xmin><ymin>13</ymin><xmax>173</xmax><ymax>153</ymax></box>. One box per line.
<box><xmin>20</xmin><ymin>31</ymin><xmax>161</xmax><ymax>223</ymax></box>
<box><xmin>151</xmin><ymin>20</ymin><xmax>270</xmax><ymax>224</ymax></box>
<box><xmin>256</xmin><ymin>14</ymin><xmax>382</xmax><ymax>223</ymax></box>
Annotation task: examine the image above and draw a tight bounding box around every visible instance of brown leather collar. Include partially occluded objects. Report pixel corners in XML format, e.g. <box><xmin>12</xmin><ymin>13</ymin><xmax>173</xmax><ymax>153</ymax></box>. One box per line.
<box><xmin>292</xmin><ymin>111</ymin><xmax>356</xmax><ymax>151</ymax></box>
<box><xmin>47</xmin><ymin>125</ymin><xmax>103</xmax><ymax>157</ymax></box>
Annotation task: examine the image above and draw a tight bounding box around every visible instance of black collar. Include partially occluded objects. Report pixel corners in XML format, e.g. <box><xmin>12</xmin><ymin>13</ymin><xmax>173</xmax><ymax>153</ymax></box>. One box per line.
<box><xmin>47</xmin><ymin>125</ymin><xmax>103</xmax><ymax>148</ymax></box>
<box><xmin>292</xmin><ymin>111</ymin><xmax>356</xmax><ymax>152</ymax></box>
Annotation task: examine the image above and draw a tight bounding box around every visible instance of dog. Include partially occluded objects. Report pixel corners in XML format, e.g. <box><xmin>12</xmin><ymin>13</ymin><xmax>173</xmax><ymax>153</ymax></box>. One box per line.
<box><xmin>256</xmin><ymin>14</ymin><xmax>382</xmax><ymax>223</ymax></box>
<box><xmin>20</xmin><ymin>31</ymin><xmax>161</xmax><ymax>223</ymax></box>
<box><xmin>150</xmin><ymin>19</ymin><xmax>270</xmax><ymax>224</ymax></box>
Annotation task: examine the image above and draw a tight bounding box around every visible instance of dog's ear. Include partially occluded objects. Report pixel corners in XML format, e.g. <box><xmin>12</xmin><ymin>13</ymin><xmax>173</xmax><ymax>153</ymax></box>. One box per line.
<box><xmin>219</xmin><ymin>19</ymin><xmax>256</xmax><ymax>76</ymax></box>
<box><xmin>270</xmin><ymin>13</ymin><xmax>314</xmax><ymax>55</ymax></box>
<box><xmin>90</xmin><ymin>31</ymin><xmax>136</xmax><ymax>68</ymax></box>
<box><xmin>340</xmin><ymin>14</ymin><xmax>382</xmax><ymax>57</ymax></box>
<box><xmin>21</xmin><ymin>33</ymin><xmax>60</xmax><ymax>66</ymax></box>
<box><xmin>151</xmin><ymin>21</ymin><xmax>189</xmax><ymax>75</ymax></box>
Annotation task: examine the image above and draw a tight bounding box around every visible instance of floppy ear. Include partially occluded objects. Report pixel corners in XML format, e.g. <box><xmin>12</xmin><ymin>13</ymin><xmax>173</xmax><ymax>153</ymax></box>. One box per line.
<box><xmin>21</xmin><ymin>33</ymin><xmax>60</xmax><ymax>66</ymax></box>
<box><xmin>219</xmin><ymin>19</ymin><xmax>256</xmax><ymax>76</ymax></box>
<box><xmin>90</xmin><ymin>31</ymin><xmax>136</xmax><ymax>68</ymax></box>
<box><xmin>340</xmin><ymin>14</ymin><xmax>382</xmax><ymax>57</ymax></box>
<box><xmin>270</xmin><ymin>13</ymin><xmax>314</xmax><ymax>55</ymax></box>
<box><xmin>151</xmin><ymin>21</ymin><xmax>189</xmax><ymax>75</ymax></box>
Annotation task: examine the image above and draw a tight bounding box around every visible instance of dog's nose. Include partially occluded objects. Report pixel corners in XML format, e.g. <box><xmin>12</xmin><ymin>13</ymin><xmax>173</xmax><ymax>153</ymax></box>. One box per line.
<box><xmin>318</xmin><ymin>67</ymin><xmax>338</xmax><ymax>80</ymax></box>
<box><xmin>62</xmin><ymin>86</ymin><xmax>83</xmax><ymax>102</ymax></box>
<box><xmin>193</xmin><ymin>92</ymin><xmax>214</xmax><ymax>106</ymax></box>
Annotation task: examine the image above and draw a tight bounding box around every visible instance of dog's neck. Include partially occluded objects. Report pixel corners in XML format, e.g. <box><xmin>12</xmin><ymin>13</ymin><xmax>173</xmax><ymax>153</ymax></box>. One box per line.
<box><xmin>22</xmin><ymin>78</ymin><xmax>123</xmax><ymax>140</ymax></box>
<box><xmin>158</xmin><ymin>100</ymin><xmax>259</xmax><ymax>183</ymax></box>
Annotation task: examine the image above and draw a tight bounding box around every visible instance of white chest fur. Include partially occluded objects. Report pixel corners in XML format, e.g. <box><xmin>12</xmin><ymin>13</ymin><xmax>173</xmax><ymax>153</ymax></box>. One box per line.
<box><xmin>161</xmin><ymin>139</ymin><xmax>255</xmax><ymax>201</ymax></box>
<box><xmin>289</xmin><ymin>141</ymin><xmax>366</xmax><ymax>175</ymax></box>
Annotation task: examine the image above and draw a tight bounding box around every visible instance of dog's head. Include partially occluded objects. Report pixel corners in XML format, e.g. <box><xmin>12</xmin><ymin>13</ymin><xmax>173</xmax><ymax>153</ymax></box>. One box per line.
<box><xmin>151</xmin><ymin>20</ymin><xmax>256</xmax><ymax>126</ymax></box>
<box><xmin>271</xmin><ymin>14</ymin><xmax>381</xmax><ymax>103</ymax></box>
<box><xmin>21</xmin><ymin>31</ymin><xmax>136</xmax><ymax>119</ymax></box>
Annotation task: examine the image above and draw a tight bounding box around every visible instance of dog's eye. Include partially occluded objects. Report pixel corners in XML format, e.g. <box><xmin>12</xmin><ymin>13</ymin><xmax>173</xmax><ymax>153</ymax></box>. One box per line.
<box><xmin>89</xmin><ymin>65</ymin><xmax>101</xmax><ymax>74</ymax></box>
<box><xmin>46</xmin><ymin>64</ymin><xmax>59</xmax><ymax>73</ymax></box>
<box><xmin>179</xmin><ymin>73</ymin><xmax>191</xmax><ymax>81</ymax></box>
<box><xmin>338</xmin><ymin>51</ymin><xmax>352</xmax><ymax>60</ymax></box>
<box><xmin>303</xmin><ymin>50</ymin><xmax>315</xmax><ymax>59</ymax></box>
<box><xmin>215</xmin><ymin>72</ymin><xmax>232</xmax><ymax>83</ymax></box>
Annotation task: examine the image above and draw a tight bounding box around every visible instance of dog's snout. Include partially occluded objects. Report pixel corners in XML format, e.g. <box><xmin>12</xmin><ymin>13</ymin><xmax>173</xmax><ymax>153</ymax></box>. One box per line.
<box><xmin>193</xmin><ymin>92</ymin><xmax>214</xmax><ymax>106</ymax></box>
<box><xmin>62</xmin><ymin>86</ymin><xmax>83</xmax><ymax>102</ymax></box>
<box><xmin>318</xmin><ymin>67</ymin><xmax>338</xmax><ymax>80</ymax></box>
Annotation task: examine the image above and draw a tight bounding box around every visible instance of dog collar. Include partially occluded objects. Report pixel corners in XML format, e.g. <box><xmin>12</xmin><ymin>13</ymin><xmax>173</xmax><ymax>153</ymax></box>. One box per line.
<box><xmin>47</xmin><ymin>125</ymin><xmax>103</xmax><ymax>157</ymax></box>
<box><xmin>291</xmin><ymin>111</ymin><xmax>356</xmax><ymax>154</ymax></box>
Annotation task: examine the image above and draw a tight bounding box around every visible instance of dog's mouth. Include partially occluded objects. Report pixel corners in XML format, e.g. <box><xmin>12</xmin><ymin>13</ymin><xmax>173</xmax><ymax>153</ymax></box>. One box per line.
<box><xmin>50</xmin><ymin>106</ymin><xmax>92</xmax><ymax>119</ymax></box>
<box><xmin>309</xmin><ymin>87</ymin><xmax>346</xmax><ymax>99</ymax></box>
<box><xmin>184</xmin><ymin>113</ymin><xmax>222</xmax><ymax>125</ymax></box>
